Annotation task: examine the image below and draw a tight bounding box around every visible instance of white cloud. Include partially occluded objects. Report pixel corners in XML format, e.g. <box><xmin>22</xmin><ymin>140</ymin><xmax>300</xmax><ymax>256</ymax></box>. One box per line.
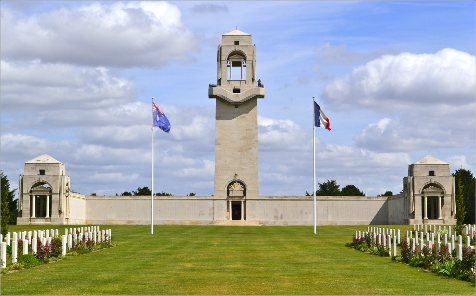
<box><xmin>1</xmin><ymin>60</ymin><xmax>134</xmax><ymax>112</ymax></box>
<box><xmin>1</xmin><ymin>2</ymin><xmax>198</xmax><ymax>68</ymax></box>
<box><xmin>191</xmin><ymin>3</ymin><xmax>228</xmax><ymax>14</ymax></box>
<box><xmin>321</xmin><ymin>48</ymin><xmax>475</xmax><ymax>111</ymax></box>
<box><xmin>258</xmin><ymin>116</ymin><xmax>311</xmax><ymax>151</ymax></box>
<box><xmin>315</xmin><ymin>43</ymin><xmax>398</xmax><ymax>64</ymax></box>
<box><xmin>446</xmin><ymin>155</ymin><xmax>473</xmax><ymax>172</ymax></box>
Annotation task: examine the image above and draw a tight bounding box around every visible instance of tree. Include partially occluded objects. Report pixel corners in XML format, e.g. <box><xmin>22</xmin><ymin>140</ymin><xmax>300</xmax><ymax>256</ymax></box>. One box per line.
<box><xmin>187</xmin><ymin>193</ymin><xmax>196</xmax><ymax>196</ymax></box>
<box><xmin>1</xmin><ymin>171</ymin><xmax>17</xmax><ymax>235</ymax></box>
<box><xmin>155</xmin><ymin>192</ymin><xmax>173</xmax><ymax>196</ymax></box>
<box><xmin>90</xmin><ymin>193</ymin><xmax>97</xmax><ymax>196</ymax></box>
<box><xmin>341</xmin><ymin>185</ymin><xmax>365</xmax><ymax>196</ymax></box>
<box><xmin>316</xmin><ymin>180</ymin><xmax>340</xmax><ymax>196</ymax></box>
<box><xmin>454</xmin><ymin>176</ymin><xmax>466</xmax><ymax>235</ymax></box>
<box><xmin>133</xmin><ymin>187</ymin><xmax>152</xmax><ymax>196</ymax></box>
<box><xmin>121</xmin><ymin>191</ymin><xmax>132</xmax><ymax>196</ymax></box>
<box><xmin>378</xmin><ymin>191</ymin><xmax>393</xmax><ymax>197</ymax></box>
<box><xmin>452</xmin><ymin>168</ymin><xmax>475</xmax><ymax>224</ymax></box>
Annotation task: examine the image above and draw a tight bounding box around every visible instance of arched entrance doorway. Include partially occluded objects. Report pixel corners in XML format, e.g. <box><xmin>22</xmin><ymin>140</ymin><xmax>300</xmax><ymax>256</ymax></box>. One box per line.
<box><xmin>227</xmin><ymin>180</ymin><xmax>246</xmax><ymax>220</ymax></box>
<box><xmin>421</xmin><ymin>183</ymin><xmax>444</xmax><ymax>222</ymax></box>
<box><xmin>29</xmin><ymin>182</ymin><xmax>53</xmax><ymax>220</ymax></box>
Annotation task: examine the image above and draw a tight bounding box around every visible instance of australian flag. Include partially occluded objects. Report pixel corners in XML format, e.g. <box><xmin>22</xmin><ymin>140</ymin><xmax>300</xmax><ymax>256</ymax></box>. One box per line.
<box><xmin>152</xmin><ymin>102</ymin><xmax>171</xmax><ymax>133</ymax></box>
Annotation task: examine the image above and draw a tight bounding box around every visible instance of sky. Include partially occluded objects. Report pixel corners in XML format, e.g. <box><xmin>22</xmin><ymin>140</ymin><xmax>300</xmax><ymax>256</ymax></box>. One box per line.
<box><xmin>1</xmin><ymin>1</ymin><xmax>475</xmax><ymax>197</ymax></box>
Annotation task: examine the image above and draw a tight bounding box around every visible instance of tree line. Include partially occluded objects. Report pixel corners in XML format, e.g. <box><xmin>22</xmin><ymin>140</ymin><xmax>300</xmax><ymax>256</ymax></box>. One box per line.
<box><xmin>306</xmin><ymin>180</ymin><xmax>366</xmax><ymax>196</ymax></box>
<box><xmin>91</xmin><ymin>187</ymin><xmax>194</xmax><ymax>197</ymax></box>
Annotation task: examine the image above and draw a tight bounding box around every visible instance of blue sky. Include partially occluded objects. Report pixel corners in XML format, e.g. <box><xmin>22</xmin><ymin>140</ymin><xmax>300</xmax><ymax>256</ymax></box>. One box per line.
<box><xmin>1</xmin><ymin>1</ymin><xmax>475</xmax><ymax>197</ymax></box>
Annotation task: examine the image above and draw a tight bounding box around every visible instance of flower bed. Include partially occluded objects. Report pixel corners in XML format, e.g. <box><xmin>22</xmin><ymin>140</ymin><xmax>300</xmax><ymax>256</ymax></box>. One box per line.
<box><xmin>347</xmin><ymin>227</ymin><xmax>475</xmax><ymax>285</ymax></box>
<box><xmin>1</xmin><ymin>226</ymin><xmax>113</xmax><ymax>273</ymax></box>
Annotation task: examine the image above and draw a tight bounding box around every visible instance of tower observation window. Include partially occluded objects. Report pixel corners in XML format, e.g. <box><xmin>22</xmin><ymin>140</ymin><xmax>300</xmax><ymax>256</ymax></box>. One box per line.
<box><xmin>227</xmin><ymin>60</ymin><xmax>246</xmax><ymax>80</ymax></box>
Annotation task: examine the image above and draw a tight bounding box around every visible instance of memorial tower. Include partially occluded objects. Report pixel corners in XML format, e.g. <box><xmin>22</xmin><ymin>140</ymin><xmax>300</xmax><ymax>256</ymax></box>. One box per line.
<box><xmin>208</xmin><ymin>30</ymin><xmax>265</xmax><ymax>220</ymax></box>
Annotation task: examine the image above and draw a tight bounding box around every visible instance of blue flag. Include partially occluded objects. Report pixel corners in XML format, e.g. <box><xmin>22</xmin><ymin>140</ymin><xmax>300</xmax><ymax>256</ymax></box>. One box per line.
<box><xmin>152</xmin><ymin>102</ymin><xmax>171</xmax><ymax>133</ymax></box>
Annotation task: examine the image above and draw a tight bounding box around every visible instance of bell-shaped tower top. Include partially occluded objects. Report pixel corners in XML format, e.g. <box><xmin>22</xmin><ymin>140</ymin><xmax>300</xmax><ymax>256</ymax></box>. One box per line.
<box><xmin>208</xmin><ymin>30</ymin><xmax>264</xmax><ymax>103</ymax></box>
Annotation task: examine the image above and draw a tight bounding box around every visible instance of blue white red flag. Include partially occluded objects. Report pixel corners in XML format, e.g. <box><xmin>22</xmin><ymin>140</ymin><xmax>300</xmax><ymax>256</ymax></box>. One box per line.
<box><xmin>152</xmin><ymin>102</ymin><xmax>171</xmax><ymax>133</ymax></box>
<box><xmin>314</xmin><ymin>102</ymin><xmax>331</xmax><ymax>131</ymax></box>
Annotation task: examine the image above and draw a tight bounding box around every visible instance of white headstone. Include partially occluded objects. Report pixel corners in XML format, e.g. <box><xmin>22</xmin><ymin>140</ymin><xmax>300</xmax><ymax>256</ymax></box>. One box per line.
<box><xmin>393</xmin><ymin>236</ymin><xmax>397</xmax><ymax>257</ymax></box>
<box><xmin>11</xmin><ymin>240</ymin><xmax>17</xmax><ymax>264</ymax></box>
<box><xmin>466</xmin><ymin>236</ymin><xmax>471</xmax><ymax>248</ymax></box>
<box><xmin>61</xmin><ymin>235</ymin><xmax>67</xmax><ymax>256</ymax></box>
<box><xmin>68</xmin><ymin>234</ymin><xmax>72</xmax><ymax>249</ymax></box>
<box><xmin>6</xmin><ymin>233</ymin><xmax>10</xmax><ymax>246</ymax></box>
<box><xmin>32</xmin><ymin>237</ymin><xmax>37</xmax><ymax>254</ymax></box>
<box><xmin>457</xmin><ymin>243</ymin><xmax>462</xmax><ymax>261</ymax></box>
<box><xmin>23</xmin><ymin>239</ymin><xmax>29</xmax><ymax>255</ymax></box>
<box><xmin>0</xmin><ymin>242</ymin><xmax>6</xmax><ymax>268</ymax></box>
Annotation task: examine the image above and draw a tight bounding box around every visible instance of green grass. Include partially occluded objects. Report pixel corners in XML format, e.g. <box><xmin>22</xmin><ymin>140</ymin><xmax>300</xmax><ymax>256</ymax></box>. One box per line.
<box><xmin>1</xmin><ymin>225</ymin><xmax>474</xmax><ymax>295</ymax></box>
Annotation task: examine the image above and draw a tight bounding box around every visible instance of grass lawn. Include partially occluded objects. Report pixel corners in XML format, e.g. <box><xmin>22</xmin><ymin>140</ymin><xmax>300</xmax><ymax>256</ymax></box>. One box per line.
<box><xmin>1</xmin><ymin>225</ymin><xmax>474</xmax><ymax>295</ymax></box>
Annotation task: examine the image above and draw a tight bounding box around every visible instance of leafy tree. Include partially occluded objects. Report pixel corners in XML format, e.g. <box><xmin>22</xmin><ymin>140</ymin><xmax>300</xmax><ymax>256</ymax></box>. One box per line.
<box><xmin>378</xmin><ymin>191</ymin><xmax>393</xmax><ymax>197</ymax></box>
<box><xmin>90</xmin><ymin>193</ymin><xmax>97</xmax><ymax>196</ymax></box>
<box><xmin>121</xmin><ymin>191</ymin><xmax>132</xmax><ymax>196</ymax></box>
<box><xmin>133</xmin><ymin>187</ymin><xmax>152</xmax><ymax>196</ymax></box>
<box><xmin>187</xmin><ymin>193</ymin><xmax>196</xmax><ymax>196</ymax></box>
<box><xmin>316</xmin><ymin>180</ymin><xmax>340</xmax><ymax>196</ymax></box>
<box><xmin>1</xmin><ymin>171</ymin><xmax>17</xmax><ymax>235</ymax></box>
<box><xmin>155</xmin><ymin>191</ymin><xmax>173</xmax><ymax>196</ymax></box>
<box><xmin>452</xmin><ymin>168</ymin><xmax>475</xmax><ymax>224</ymax></box>
<box><xmin>341</xmin><ymin>185</ymin><xmax>365</xmax><ymax>196</ymax></box>
<box><xmin>454</xmin><ymin>176</ymin><xmax>466</xmax><ymax>235</ymax></box>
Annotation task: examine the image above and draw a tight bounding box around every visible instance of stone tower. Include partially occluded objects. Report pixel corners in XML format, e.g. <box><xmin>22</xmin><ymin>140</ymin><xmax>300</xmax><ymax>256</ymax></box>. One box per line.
<box><xmin>208</xmin><ymin>30</ymin><xmax>265</xmax><ymax>220</ymax></box>
<box><xmin>403</xmin><ymin>155</ymin><xmax>456</xmax><ymax>225</ymax></box>
<box><xmin>17</xmin><ymin>154</ymin><xmax>71</xmax><ymax>224</ymax></box>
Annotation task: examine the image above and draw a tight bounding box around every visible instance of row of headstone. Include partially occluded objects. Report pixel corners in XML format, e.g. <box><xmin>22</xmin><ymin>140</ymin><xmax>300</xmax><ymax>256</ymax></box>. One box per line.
<box><xmin>412</xmin><ymin>224</ymin><xmax>476</xmax><ymax>240</ymax></box>
<box><xmin>355</xmin><ymin>230</ymin><xmax>398</xmax><ymax>256</ymax></box>
<box><xmin>405</xmin><ymin>235</ymin><xmax>466</xmax><ymax>261</ymax></box>
<box><xmin>356</xmin><ymin>226</ymin><xmax>474</xmax><ymax>262</ymax></box>
<box><xmin>0</xmin><ymin>226</ymin><xmax>111</xmax><ymax>268</ymax></box>
<box><xmin>366</xmin><ymin>227</ymin><xmax>401</xmax><ymax>244</ymax></box>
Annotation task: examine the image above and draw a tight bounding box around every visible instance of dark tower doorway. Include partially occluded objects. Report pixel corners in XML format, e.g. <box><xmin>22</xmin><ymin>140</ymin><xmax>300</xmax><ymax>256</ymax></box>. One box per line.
<box><xmin>231</xmin><ymin>202</ymin><xmax>242</xmax><ymax>220</ymax></box>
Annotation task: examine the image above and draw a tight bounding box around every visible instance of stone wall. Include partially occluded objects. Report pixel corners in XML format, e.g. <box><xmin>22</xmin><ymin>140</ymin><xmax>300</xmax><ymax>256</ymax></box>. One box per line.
<box><xmin>84</xmin><ymin>196</ymin><xmax>216</xmax><ymax>225</ymax></box>
<box><xmin>387</xmin><ymin>194</ymin><xmax>406</xmax><ymax>224</ymax></box>
<box><xmin>247</xmin><ymin>196</ymin><xmax>389</xmax><ymax>225</ymax></box>
<box><xmin>71</xmin><ymin>195</ymin><xmax>398</xmax><ymax>226</ymax></box>
<box><xmin>67</xmin><ymin>193</ymin><xmax>86</xmax><ymax>224</ymax></box>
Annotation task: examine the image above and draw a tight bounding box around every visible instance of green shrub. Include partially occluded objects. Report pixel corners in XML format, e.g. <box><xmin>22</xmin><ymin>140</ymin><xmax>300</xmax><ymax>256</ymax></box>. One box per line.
<box><xmin>19</xmin><ymin>254</ymin><xmax>40</xmax><ymax>267</ymax></box>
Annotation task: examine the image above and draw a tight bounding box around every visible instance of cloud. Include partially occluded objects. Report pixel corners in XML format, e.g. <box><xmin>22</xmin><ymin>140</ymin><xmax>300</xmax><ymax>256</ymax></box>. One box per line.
<box><xmin>1</xmin><ymin>2</ymin><xmax>198</xmax><ymax>68</ymax></box>
<box><xmin>321</xmin><ymin>48</ymin><xmax>475</xmax><ymax>111</ymax></box>
<box><xmin>1</xmin><ymin>60</ymin><xmax>135</xmax><ymax>112</ymax></box>
<box><xmin>255</xmin><ymin>116</ymin><xmax>411</xmax><ymax>196</ymax></box>
<box><xmin>315</xmin><ymin>43</ymin><xmax>397</xmax><ymax>64</ymax></box>
<box><xmin>191</xmin><ymin>3</ymin><xmax>228</xmax><ymax>14</ymax></box>
<box><xmin>258</xmin><ymin>116</ymin><xmax>311</xmax><ymax>152</ymax></box>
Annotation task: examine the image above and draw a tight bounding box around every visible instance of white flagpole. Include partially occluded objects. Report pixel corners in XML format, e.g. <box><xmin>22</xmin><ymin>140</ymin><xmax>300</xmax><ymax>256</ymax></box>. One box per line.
<box><xmin>313</xmin><ymin>97</ymin><xmax>316</xmax><ymax>234</ymax></box>
<box><xmin>151</xmin><ymin>97</ymin><xmax>154</xmax><ymax>235</ymax></box>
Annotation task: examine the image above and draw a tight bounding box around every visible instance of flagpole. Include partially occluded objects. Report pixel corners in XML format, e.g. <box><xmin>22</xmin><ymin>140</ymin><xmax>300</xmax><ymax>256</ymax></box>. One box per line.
<box><xmin>313</xmin><ymin>97</ymin><xmax>316</xmax><ymax>234</ymax></box>
<box><xmin>151</xmin><ymin>97</ymin><xmax>154</xmax><ymax>235</ymax></box>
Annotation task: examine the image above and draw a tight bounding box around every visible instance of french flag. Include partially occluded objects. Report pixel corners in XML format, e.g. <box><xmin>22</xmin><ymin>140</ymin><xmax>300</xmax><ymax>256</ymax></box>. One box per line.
<box><xmin>314</xmin><ymin>102</ymin><xmax>331</xmax><ymax>131</ymax></box>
